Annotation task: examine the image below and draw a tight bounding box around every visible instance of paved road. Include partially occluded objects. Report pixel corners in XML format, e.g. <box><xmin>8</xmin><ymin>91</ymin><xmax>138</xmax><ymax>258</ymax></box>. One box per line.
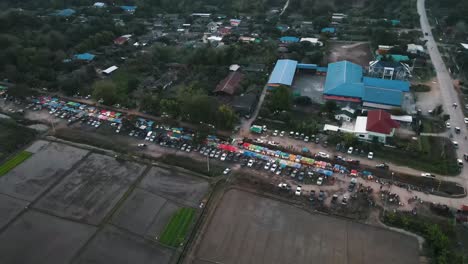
<box><xmin>418</xmin><ymin>0</ymin><xmax>468</xmax><ymax>186</ymax></box>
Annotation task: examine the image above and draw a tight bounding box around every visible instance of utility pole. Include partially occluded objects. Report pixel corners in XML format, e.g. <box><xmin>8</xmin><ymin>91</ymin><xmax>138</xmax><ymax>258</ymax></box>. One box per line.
<box><xmin>206</xmin><ymin>156</ymin><xmax>210</xmax><ymax>173</ymax></box>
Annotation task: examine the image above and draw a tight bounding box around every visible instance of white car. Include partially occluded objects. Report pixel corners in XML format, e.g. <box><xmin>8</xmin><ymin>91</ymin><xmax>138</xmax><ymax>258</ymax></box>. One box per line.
<box><xmin>220</xmin><ymin>153</ymin><xmax>227</xmax><ymax>161</ymax></box>
<box><xmin>316</xmin><ymin>152</ymin><xmax>330</xmax><ymax>159</ymax></box>
<box><xmin>264</xmin><ymin>162</ymin><xmax>271</xmax><ymax>170</ymax></box>
<box><xmin>457</xmin><ymin>159</ymin><xmax>464</xmax><ymax>167</ymax></box>
<box><xmin>367</xmin><ymin>152</ymin><xmax>374</xmax><ymax>160</ymax></box>
<box><xmin>347</xmin><ymin>147</ymin><xmax>353</xmax><ymax>154</ymax></box>
<box><xmin>270</xmin><ymin>163</ymin><xmax>278</xmax><ymax>172</ymax></box>
<box><xmin>317</xmin><ymin>177</ymin><xmax>323</xmax><ymax>186</ymax></box>
<box><xmin>304</xmin><ymin>136</ymin><xmax>309</xmax><ymax>142</ymax></box>
<box><xmin>464</xmin><ymin>118</ymin><xmax>468</xmax><ymax>124</ymax></box>
<box><xmin>453</xmin><ymin>141</ymin><xmax>459</xmax><ymax>149</ymax></box>
<box><xmin>421</xmin><ymin>172</ymin><xmax>435</xmax><ymax>178</ymax></box>
<box><xmin>137</xmin><ymin>143</ymin><xmax>146</xmax><ymax>148</ymax></box>
<box><xmin>295</xmin><ymin>186</ymin><xmax>302</xmax><ymax>196</ymax></box>
<box><xmin>247</xmin><ymin>159</ymin><xmax>254</xmax><ymax>167</ymax></box>
<box><xmin>280</xmin><ymin>131</ymin><xmax>285</xmax><ymax>137</ymax></box>
<box><xmin>223</xmin><ymin>168</ymin><xmax>231</xmax><ymax>175</ymax></box>
<box><xmin>446</xmin><ymin>122</ymin><xmax>451</xmax><ymax>128</ymax></box>
<box><xmin>273</xmin><ymin>130</ymin><xmax>278</xmax><ymax>136</ymax></box>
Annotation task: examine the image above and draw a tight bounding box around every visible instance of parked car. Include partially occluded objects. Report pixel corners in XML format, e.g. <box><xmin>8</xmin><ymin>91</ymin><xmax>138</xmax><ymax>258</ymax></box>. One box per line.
<box><xmin>464</xmin><ymin>118</ymin><xmax>468</xmax><ymax>124</ymax></box>
<box><xmin>331</xmin><ymin>194</ymin><xmax>338</xmax><ymax>204</ymax></box>
<box><xmin>264</xmin><ymin>162</ymin><xmax>271</xmax><ymax>170</ymax></box>
<box><xmin>421</xmin><ymin>172</ymin><xmax>435</xmax><ymax>178</ymax></box>
<box><xmin>457</xmin><ymin>159</ymin><xmax>464</xmax><ymax>167</ymax></box>
<box><xmin>220</xmin><ymin>153</ymin><xmax>227</xmax><ymax>161</ymax></box>
<box><xmin>316</xmin><ymin>152</ymin><xmax>330</xmax><ymax>159</ymax></box>
<box><xmin>375</xmin><ymin>163</ymin><xmax>389</xmax><ymax>169</ymax></box>
<box><xmin>223</xmin><ymin>168</ymin><xmax>231</xmax><ymax>175</ymax></box>
<box><xmin>247</xmin><ymin>159</ymin><xmax>254</xmax><ymax>167</ymax></box>
<box><xmin>309</xmin><ymin>190</ymin><xmax>316</xmax><ymax>201</ymax></box>
<box><xmin>273</xmin><ymin>130</ymin><xmax>278</xmax><ymax>136</ymax></box>
<box><xmin>137</xmin><ymin>143</ymin><xmax>146</xmax><ymax>148</ymax></box>
<box><xmin>318</xmin><ymin>190</ymin><xmax>325</xmax><ymax>201</ymax></box>
<box><xmin>347</xmin><ymin>147</ymin><xmax>353</xmax><ymax>154</ymax></box>
<box><xmin>341</xmin><ymin>195</ymin><xmax>348</xmax><ymax>205</ymax></box>
<box><xmin>367</xmin><ymin>152</ymin><xmax>374</xmax><ymax>160</ymax></box>
<box><xmin>317</xmin><ymin>177</ymin><xmax>323</xmax><ymax>186</ymax></box>
<box><xmin>270</xmin><ymin>163</ymin><xmax>278</xmax><ymax>172</ymax></box>
<box><xmin>295</xmin><ymin>186</ymin><xmax>302</xmax><ymax>196</ymax></box>
<box><xmin>446</xmin><ymin>122</ymin><xmax>451</xmax><ymax>128</ymax></box>
<box><xmin>304</xmin><ymin>136</ymin><xmax>309</xmax><ymax>142</ymax></box>
<box><xmin>280</xmin><ymin>131</ymin><xmax>285</xmax><ymax>137</ymax></box>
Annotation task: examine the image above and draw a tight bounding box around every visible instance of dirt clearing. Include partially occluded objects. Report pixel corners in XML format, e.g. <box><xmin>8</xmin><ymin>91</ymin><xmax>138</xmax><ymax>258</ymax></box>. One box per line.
<box><xmin>325</xmin><ymin>41</ymin><xmax>373</xmax><ymax>67</ymax></box>
<box><xmin>194</xmin><ymin>189</ymin><xmax>419</xmax><ymax>264</ymax></box>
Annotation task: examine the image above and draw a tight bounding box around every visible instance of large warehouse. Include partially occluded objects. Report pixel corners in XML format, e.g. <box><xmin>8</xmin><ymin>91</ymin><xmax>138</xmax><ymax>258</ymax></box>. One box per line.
<box><xmin>267</xmin><ymin>59</ymin><xmax>327</xmax><ymax>89</ymax></box>
<box><xmin>323</xmin><ymin>61</ymin><xmax>410</xmax><ymax>109</ymax></box>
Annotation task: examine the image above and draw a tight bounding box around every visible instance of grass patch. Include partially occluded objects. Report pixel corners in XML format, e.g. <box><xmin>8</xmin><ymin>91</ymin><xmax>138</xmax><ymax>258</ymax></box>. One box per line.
<box><xmin>0</xmin><ymin>118</ymin><xmax>37</xmax><ymax>159</ymax></box>
<box><xmin>421</xmin><ymin>118</ymin><xmax>445</xmax><ymax>133</ymax></box>
<box><xmin>378</xmin><ymin>136</ymin><xmax>459</xmax><ymax>175</ymax></box>
<box><xmin>0</xmin><ymin>151</ymin><xmax>32</xmax><ymax>176</ymax></box>
<box><xmin>159</xmin><ymin>207</ymin><xmax>196</xmax><ymax>247</ymax></box>
<box><xmin>158</xmin><ymin>154</ymin><xmax>224</xmax><ymax>177</ymax></box>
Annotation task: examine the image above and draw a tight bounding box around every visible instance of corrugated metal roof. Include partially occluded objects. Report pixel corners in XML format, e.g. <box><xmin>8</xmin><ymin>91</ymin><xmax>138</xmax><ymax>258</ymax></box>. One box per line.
<box><xmin>363</xmin><ymin>86</ymin><xmax>402</xmax><ymax>106</ymax></box>
<box><xmin>214</xmin><ymin>72</ymin><xmax>244</xmax><ymax>95</ymax></box>
<box><xmin>267</xmin><ymin>59</ymin><xmax>298</xmax><ymax>86</ymax></box>
<box><xmin>366</xmin><ymin>110</ymin><xmax>400</xmax><ymax>134</ymax></box>
<box><xmin>279</xmin><ymin>36</ymin><xmax>300</xmax><ymax>43</ymax></box>
<box><xmin>363</xmin><ymin>77</ymin><xmax>409</xmax><ymax>92</ymax></box>
<box><xmin>324</xmin><ymin>61</ymin><xmax>364</xmax><ymax>98</ymax></box>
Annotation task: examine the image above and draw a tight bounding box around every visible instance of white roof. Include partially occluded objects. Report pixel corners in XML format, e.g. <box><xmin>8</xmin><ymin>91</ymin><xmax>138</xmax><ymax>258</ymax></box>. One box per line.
<box><xmin>93</xmin><ymin>2</ymin><xmax>105</xmax><ymax>7</ymax></box>
<box><xmin>103</xmin><ymin>66</ymin><xmax>118</xmax><ymax>74</ymax></box>
<box><xmin>407</xmin><ymin>44</ymin><xmax>424</xmax><ymax>52</ymax></box>
<box><xmin>341</xmin><ymin>106</ymin><xmax>355</xmax><ymax>114</ymax></box>
<box><xmin>323</xmin><ymin>124</ymin><xmax>340</xmax><ymax>132</ymax></box>
<box><xmin>391</xmin><ymin>115</ymin><xmax>412</xmax><ymax>123</ymax></box>
<box><xmin>229</xmin><ymin>64</ymin><xmax>240</xmax><ymax>71</ymax></box>
<box><xmin>121</xmin><ymin>34</ymin><xmax>132</xmax><ymax>39</ymax></box>
<box><xmin>208</xmin><ymin>36</ymin><xmax>222</xmax><ymax>42</ymax></box>
<box><xmin>461</xmin><ymin>43</ymin><xmax>468</xmax><ymax>50</ymax></box>
<box><xmin>354</xmin><ymin>116</ymin><xmax>368</xmax><ymax>134</ymax></box>
<box><xmin>300</xmin><ymin>38</ymin><xmax>323</xmax><ymax>46</ymax></box>
<box><xmin>378</xmin><ymin>45</ymin><xmax>393</xmax><ymax>50</ymax></box>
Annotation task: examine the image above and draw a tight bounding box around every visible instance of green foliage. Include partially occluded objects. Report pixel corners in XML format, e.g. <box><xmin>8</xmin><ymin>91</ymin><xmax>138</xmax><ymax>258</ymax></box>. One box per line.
<box><xmin>217</xmin><ymin>105</ymin><xmax>238</xmax><ymax>130</ymax></box>
<box><xmin>411</xmin><ymin>84</ymin><xmax>431</xmax><ymax>92</ymax></box>
<box><xmin>7</xmin><ymin>83</ymin><xmax>33</xmax><ymax>98</ymax></box>
<box><xmin>159</xmin><ymin>207</ymin><xmax>195</xmax><ymax>247</ymax></box>
<box><xmin>0</xmin><ymin>151</ymin><xmax>32</xmax><ymax>176</ymax></box>
<box><xmin>140</xmin><ymin>95</ymin><xmax>160</xmax><ymax>115</ymax></box>
<box><xmin>0</xmin><ymin>119</ymin><xmax>37</xmax><ymax>159</ymax></box>
<box><xmin>383</xmin><ymin>212</ymin><xmax>466</xmax><ymax>264</ymax></box>
<box><xmin>92</xmin><ymin>80</ymin><xmax>118</xmax><ymax>105</ymax></box>
<box><xmin>268</xmin><ymin>86</ymin><xmax>292</xmax><ymax>112</ymax></box>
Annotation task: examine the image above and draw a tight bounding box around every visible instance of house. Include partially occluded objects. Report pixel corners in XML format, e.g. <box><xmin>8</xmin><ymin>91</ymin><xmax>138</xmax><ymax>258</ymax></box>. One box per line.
<box><xmin>103</xmin><ymin>66</ymin><xmax>118</xmax><ymax>75</ymax></box>
<box><xmin>364</xmin><ymin>110</ymin><xmax>400</xmax><ymax>143</ymax></box>
<box><xmin>239</xmin><ymin>36</ymin><xmax>256</xmax><ymax>43</ymax></box>
<box><xmin>300</xmin><ymin>38</ymin><xmax>323</xmax><ymax>46</ymax></box>
<box><xmin>214</xmin><ymin>72</ymin><xmax>244</xmax><ymax>95</ymax></box>
<box><xmin>207</xmin><ymin>21</ymin><xmax>219</xmax><ymax>33</ymax></box>
<box><xmin>114</xmin><ymin>34</ymin><xmax>132</xmax><ymax>45</ymax></box>
<box><xmin>229</xmin><ymin>64</ymin><xmax>240</xmax><ymax>71</ymax></box>
<box><xmin>231</xmin><ymin>93</ymin><xmax>258</xmax><ymax>116</ymax></box>
<box><xmin>335</xmin><ymin>107</ymin><xmax>355</xmax><ymax>122</ymax></box>
<box><xmin>120</xmin><ymin>6</ymin><xmax>137</xmax><ymax>13</ymax></box>
<box><xmin>93</xmin><ymin>2</ymin><xmax>106</xmax><ymax>8</ymax></box>
<box><xmin>321</xmin><ymin>27</ymin><xmax>336</xmax><ymax>34</ymax></box>
<box><xmin>74</xmin><ymin>53</ymin><xmax>95</xmax><ymax>61</ymax></box>
<box><xmin>55</xmin><ymin>9</ymin><xmax>76</xmax><ymax>17</ymax></box>
<box><xmin>368</xmin><ymin>60</ymin><xmax>411</xmax><ymax>80</ymax></box>
<box><xmin>376</xmin><ymin>45</ymin><xmax>393</xmax><ymax>55</ymax></box>
<box><xmin>331</xmin><ymin>13</ymin><xmax>347</xmax><ymax>23</ymax></box>
<box><xmin>279</xmin><ymin>36</ymin><xmax>300</xmax><ymax>43</ymax></box>
<box><xmin>230</xmin><ymin>19</ymin><xmax>241</xmax><ymax>27</ymax></box>
<box><xmin>323</xmin><ymin>61</ymin><xmax>410</xmax><ymax>109</ymax></box>
<box><xmin>407</xmin><ymin>44</ymin><xmax>424</xmax><ymax>54</ymax></box>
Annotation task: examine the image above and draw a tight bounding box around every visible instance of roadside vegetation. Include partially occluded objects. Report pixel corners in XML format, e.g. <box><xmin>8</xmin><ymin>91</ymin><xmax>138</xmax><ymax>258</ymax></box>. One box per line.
<box><xmin>159</xmin><ymin>207</ymin><xmax>195</xmax><ymax>247</ymax></box>
<box><xmin>410</xmin><ymin>84</ymin><xmax>431</xmax><ymax>93</ymax></box>
<box><xmin>158</xmin><ymin>154</ymin><xmax>224</xmax><ymax>177</ymax></box>
<box><xmin>0</xmin><ymin>151</ymin><xmax>32</xmax><ymax>176</ymax></box>
<box><xmin>383</xmin><ymin>212</ymin><xmax>466</xmax><ymax>264</ymax></box>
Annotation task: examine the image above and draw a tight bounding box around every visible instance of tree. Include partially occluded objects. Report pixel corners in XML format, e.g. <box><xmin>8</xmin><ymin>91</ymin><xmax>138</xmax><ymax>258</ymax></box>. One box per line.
<box><xmin>268</xmin><ymin>85</ymin><xmax>292</xmax><ymax>112</ymax></box>
<box><xmin>322</xmin><ymin>100</ymin><xmax>338</xmax><ymax>113</ymax></box>
<box><xmin>7</xmin><ymin>83</ymin><xmax>32</xmax><ymax>98</ymax></box>
<box><xmin>140</xmin><ymin>95</ymin><xmax>159</xmax><ymax>114</ymax></box>
<box><xmin>160</xmin><ymin>99</ymin><xmax>180</xmax><ymax>118</ymax></box>
<box><xmin>216</xmin><ymin>104</ymin><xmax>238</xmax><ymax>130</ymax></box>
<box><xmin>92</xmin><ymin>80</ymin><xmax>118</xmax><ymax>105</ymax></box>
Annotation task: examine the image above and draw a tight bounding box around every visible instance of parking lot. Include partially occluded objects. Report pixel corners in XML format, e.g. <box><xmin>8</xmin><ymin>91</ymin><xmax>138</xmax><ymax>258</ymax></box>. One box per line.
<box><xmin>194</xmin><ymin>189</ymin><xmax>419</xmax><ymax>264</ymax></box>
<box><xmin>0</xmin><ymin>140</ymin><xmax>210</xmax><ymax>264</ymax></box>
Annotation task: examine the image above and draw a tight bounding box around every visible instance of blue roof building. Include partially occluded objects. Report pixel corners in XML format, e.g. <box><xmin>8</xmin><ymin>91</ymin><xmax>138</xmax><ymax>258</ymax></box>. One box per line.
<box><xmin>321</xmin><ymin>27</ymin><xmax>336</xmax><ymax>34</ymax></box>
<box><xmin>267</xmin><ymin>59</ymin><xmax>298</xmax><ymax>87</ymax></box>
<box><xmin>55</xmin><ymin>9</ymin><xmax>76</xmax><ymax>17</ymax></box>
<box><xmin>120</xmin><ymin>6</ymin><xmax>137</xmax><ymax>12</ymax></box>
<box><xmin>279</xmin><ymin>36</ymin><xmax>300</xmax><ymax>43</ymax></box>
<box><xmin>74</xmin><ymin>53</ymin><xmax>96</xmax><ymax>61</ymax></box>
<box><xmin>324</xmin><ymin>61</ymin><xmax>410</xmax><ymax>108</ymax></box>
<box><xmin>363</xmin><ymin>77</ymin><xmax>409</xmax><ymax>92</ymax></box>
<box><xmin>324</xmin><ymin>61</ymin><xmax>364</xmax><ymax>98</ymax></box>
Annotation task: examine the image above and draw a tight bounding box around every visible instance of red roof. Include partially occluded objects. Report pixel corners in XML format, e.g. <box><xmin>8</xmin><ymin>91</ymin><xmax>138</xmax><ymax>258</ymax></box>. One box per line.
<box><xmin>214</xmin><ymin>72</ymin><xmax>244</xmax><ymax>95</ymax></box>
<box><xmin>114</xmin><ymin>36</ymin><xmax>129</xmax><ymax>45</ymax></box>
<box><xmin>366</xmin><ymin>110</ymin><xmax>400</xmax><ymax>134</ymax></box>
